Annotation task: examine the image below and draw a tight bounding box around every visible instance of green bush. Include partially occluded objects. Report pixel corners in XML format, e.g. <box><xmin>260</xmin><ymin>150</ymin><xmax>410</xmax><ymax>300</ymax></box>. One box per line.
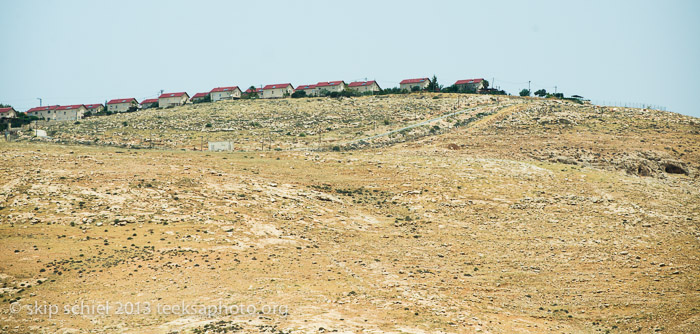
<box><xmin>291</xmin><ymin>90</ymin><xmax>307</xmax><ymax>98</ymax></box>
<box><xmin>519</xmin><ymin>89</ymin><xmax>531</xmax><ymax>97</ymax></box>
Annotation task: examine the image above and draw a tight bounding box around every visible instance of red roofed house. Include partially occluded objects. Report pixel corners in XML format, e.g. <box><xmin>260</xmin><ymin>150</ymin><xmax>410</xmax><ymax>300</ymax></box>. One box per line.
<box><xmin>190</xmin><ymin>92</ymin><xmax>210</xmax><ymax>103</ymax></box>
<box><xmin>210</xmin><ymin>86</ymin><xmax>241</xmax><ymax>101</ymax></box>
<box><xmin>399</xmin><ymin>78</ymin><xmax>431</xmax><ymax>92</ymax></box>
<box><xmin>140</xmin><ymin>98</ymin><xmax>159</xmax><ymax>109</ymax></box>
<box><xmin>454</xmin><ymin>78</ymin><xmax>486</xmax><ymax>93</ymax></box>
<box><xmin>262</xmin><ymin>83</ymin><xmax>294</xmax><ymax>99</ymax></box>
<box><xmin>107</xmin><ymin>98</ymin><xmax>138</xmax><ymax>113</ymax></box>
<box><xmin>158</xmin><ymin>92</ymin><xmax>190</xmax><ymax>108</ymax></box>
<box><xmin>26</xmin><ymin>105</ymin><xmax>59</xmax><ymax>120</ymax></box>
<box><xmin>295</xmin><ymin>84</ymin><xmax>316</xmax><ymax>96</ymax></box>
<box><xmin>84</xmin><ymin>104</ymin><xmax>104</xmax><ymax>114</ymax></box>
<box><xmin>53</xmin><ymin>105</ymin><xmax>87</xmax><ymax>121</ymax></box>
<box><xmin>0</xmin><ymin>107</ymin><xmax>18</xmax><ymax>119</ymax></box>
<box><xmin>348</xmin><ymin>80</ymin><xmax>381</xmax><ymax>94</ymax></box>
<box><xmin>314</xmin><ymin>81</ymin><xmax>346</xmax><ymax>95</ymax></box>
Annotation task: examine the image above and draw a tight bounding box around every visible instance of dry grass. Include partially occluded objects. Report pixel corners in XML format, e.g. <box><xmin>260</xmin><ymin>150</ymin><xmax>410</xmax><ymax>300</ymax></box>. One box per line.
<box><xmin>1</xmin><ymin>95</ymin><xmax>699</xmax><ymax>333</ymax></box>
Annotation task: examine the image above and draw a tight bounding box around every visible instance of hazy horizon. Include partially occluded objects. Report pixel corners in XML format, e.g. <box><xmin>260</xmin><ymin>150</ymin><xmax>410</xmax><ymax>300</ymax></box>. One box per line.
<box><xmin>1</xmin><ymin>0</ymin><xmax>698</xmax><ymax>117</ymax></box>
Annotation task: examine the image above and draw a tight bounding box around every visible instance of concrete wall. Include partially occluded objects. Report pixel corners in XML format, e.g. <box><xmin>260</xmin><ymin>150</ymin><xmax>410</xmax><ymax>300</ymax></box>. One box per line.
<box><xmin>208</xmin><ymin>141</ymin><xmax>234</xmax><ymax>152</ymax></box>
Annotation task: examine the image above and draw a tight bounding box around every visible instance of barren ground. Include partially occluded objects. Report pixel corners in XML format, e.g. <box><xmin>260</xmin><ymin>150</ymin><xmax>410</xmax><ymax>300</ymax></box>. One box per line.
<box><xmin>1</xmin><ymin>94</ymin><xmax>699</xmax><ymax>333</ymax></box>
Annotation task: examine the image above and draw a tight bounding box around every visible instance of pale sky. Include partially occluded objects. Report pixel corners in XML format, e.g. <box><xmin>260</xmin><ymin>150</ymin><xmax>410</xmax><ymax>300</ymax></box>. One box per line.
<box><xmin>1</xmin><ymin>0</ymin><xmax>698</xmax><ymax>117</ymax></box>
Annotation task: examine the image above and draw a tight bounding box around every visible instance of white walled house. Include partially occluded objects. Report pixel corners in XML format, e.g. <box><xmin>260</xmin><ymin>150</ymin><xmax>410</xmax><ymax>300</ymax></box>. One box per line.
<box><xmin>454</xmin><ymin>78</ymin><xmax>486</xmax><ymax>93</ymax></box>
<box><xmin>295</xmin><ymin>84</ymin><xmax>317</xmax><ymax>96</ymax></box>
<box><xmin>52</xmin><ymin>105</ymin><xmax>86</xmax><ymax>121</ymax></box>
<box><xmin>262</xmin><ymin>83</ymin><xmax>294</xmax><ymax>99</ymax></box>
<box><xmin>190</xmin><ymin>92</ymin><xmax>210</xmax><ymax>103</ymax></box>
<box><xmin>348</xmin><ymin>80</ymin><xmax>381</xmax><ymax>93</ymax></box>
<box><xmin>158</xmin><ymin>92</ymin><xmax>190</xmax><ymax>108</ymax></box>
<box><xmin>84</xmin><ymin>103</ymin><xmax>104</xmax><ymax>114</ymax></box>
<box><xmin>210</xmin><ymin>86</ymin><xmax>241</xmax><ymax>101</ymax></box>
<box><xmin>399</xmin><ymin>78</ymin><xmax>431</xmax><ymax>92</ymax></box>
<box><xmin>314</xmin><ymin>81</ymin><xmax>346</xmax><ymax>94</ymax></box>
<box><xmin>0</xmin><ymin>107</ymin><xmax>18</xmax><ymax>119</ymax></box>
<box><xmin>140</xmin><ymin>98</ymin><xmax>159</xmax><ymax>109</ymax></box>
<box><xmin>107</xmin><ymin>98</ymin><xmax>138</xmax><ymax>113</ymax></box>
<box><xmin>26</xmin><ymin>105</ymin><xmax>59</xmax><ymax>120</ymax></box>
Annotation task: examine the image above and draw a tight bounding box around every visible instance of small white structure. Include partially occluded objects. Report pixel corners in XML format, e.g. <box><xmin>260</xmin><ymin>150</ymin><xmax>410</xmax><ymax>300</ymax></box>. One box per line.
<box><xmin>107</xmin><ymin>98</ymin><xmax>138</xmax><ymax>113</ymax></box>
<box><xmin>208</xmin><ymin>141</ymin><xmax>234</xmax><ymax>152</ymax></box>
<box><xmin>262</xmin><ymin>83</ymin><xmax>294</xmax><ymax>99</ymax></box>
<box><xmin>210</xmin><ymin>86</ymin><xmax>241</xmax><ymax>101</ymax></box>
<box><xmin>158</xmin><ymin>92</ymin><xmax>190</xmax><ymax>108</ymax></box>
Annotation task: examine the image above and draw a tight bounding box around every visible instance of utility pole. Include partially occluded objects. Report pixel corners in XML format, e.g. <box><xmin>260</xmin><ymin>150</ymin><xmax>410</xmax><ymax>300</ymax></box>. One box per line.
<box><xmin>554</xmin><ymin>86</ymin><xmax>557</xmax><ymax>94</ymax></box>
<box><xmin>37</xmin><ymin>98</ymin><xmax>42</xmax><ymax>107</ymax></box>
<box><xmin>528</xmin><ymin>81</ymin><xmax>531</xmax><ymax>94</ymax></box>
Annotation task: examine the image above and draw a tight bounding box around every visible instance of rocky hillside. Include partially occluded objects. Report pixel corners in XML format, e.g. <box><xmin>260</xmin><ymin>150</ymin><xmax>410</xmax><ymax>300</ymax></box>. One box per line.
<box><xmin>1</xmin><ymin>94</ymin><xmax>699</xmax><ymax>333</ymax></box>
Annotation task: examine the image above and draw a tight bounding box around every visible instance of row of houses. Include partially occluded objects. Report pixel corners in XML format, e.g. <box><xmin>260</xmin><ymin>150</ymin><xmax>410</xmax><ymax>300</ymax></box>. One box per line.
<box><xmin>19</xmin><ymin>77</ymin><xmax>486</xmax><ymax>121</ymax></box>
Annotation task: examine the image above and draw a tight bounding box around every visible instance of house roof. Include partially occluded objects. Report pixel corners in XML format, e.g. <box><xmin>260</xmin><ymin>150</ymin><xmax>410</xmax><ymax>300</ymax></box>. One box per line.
<box><xmin>315</xmin><ymin>81</ymin><xmax>345</xmax><ymax>88</ymax></box>
<box><xmin>84</xmin><ymin>104</ymin><xmax>103</xmax><ymax>109</ymax></box>
<box><xmin>263</xmin><ymin>83</ymin><xmax>292</xmax><ymax>90</ymax></box>
<box><xmin>455</xmin><ymin>78</ymin><xmax>484</xmax><ymax>85</ymax></box>
<box><xmin>210</xmin><ymin>86</ymin><xmax>239</xmax><ymax>93</ymax></box>
<box><xmin>159</xmin><ymin>92</ymin><xmax>189</xmax><ymax>99</ymax></box>
<box><xmin>55</xmin><ymin>104</ymin><xmax>85</xmax><ymax>111</ymax></box>
<box><xmin>0</xmin><ymin>107</ymin><xmax>16</xmax><ymax>114</ymax></box>
<box><xmin>27</xmin><ymin>105</ymin><xmax>59</xmax><ymax>113</ymax></box>
<box><xmin>141</xmin><ymin>98</ymin><xmax>159</xmax><ymax>104</ymax></box>
<box><xmin>348</xmin><ymin>80</ymin><xmax>378</xmax><ymax>87</ymax></box>
<box><xmin>107</xmin><ymin>98</ymin><xmax>137</xmax><ymax>105</ymax></box>
<box><xmin>244</xmin><ymin>88</ymin><xmax>263</xmax><ymax>93</ymax></box>
<box><xmin>190</xmin><ymin>92</ymin><xmax>209</xmax><ymax>100</ymax></box>
<box><xmin>295</xmin><ymin>84</ymin><xmax>316</xmax><ymax>90</ymax></box>
<box><xmin>400</xmin><ymin>78</ymin><xmax>429</xmax><ymax>84</ymax></box>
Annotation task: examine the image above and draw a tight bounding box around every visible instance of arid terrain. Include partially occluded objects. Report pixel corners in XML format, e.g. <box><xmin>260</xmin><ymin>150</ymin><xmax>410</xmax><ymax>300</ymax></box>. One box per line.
<box><xmin>1</xmin><ymin>94</ymin><xmax>699</xmax><ymax>333</ymax></box>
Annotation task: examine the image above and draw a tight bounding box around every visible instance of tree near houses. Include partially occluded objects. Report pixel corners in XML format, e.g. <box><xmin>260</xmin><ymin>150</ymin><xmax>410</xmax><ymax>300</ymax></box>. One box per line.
<box><xmin>520</xmin><ymin>89</ymin><xmax>531</xmax><ymax>97</ymax></box>
<box><xmin>426</xmin><ymin>75</ymin><xmax>441</xmax><ymax>92</ymax></box>
<box><xmin>246</xmin><ymin>86</ymin><xmax>259</xmax><ymax>99</ymax></box>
